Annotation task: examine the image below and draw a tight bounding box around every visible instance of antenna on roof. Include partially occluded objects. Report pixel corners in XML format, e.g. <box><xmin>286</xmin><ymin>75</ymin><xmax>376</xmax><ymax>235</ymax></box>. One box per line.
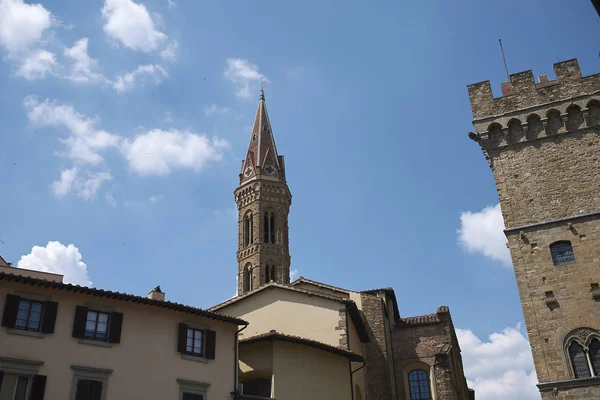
<box><xmin>499</xmin><ymin>39</ymin><xmax>510</xmax><ymax>81</ymax></box>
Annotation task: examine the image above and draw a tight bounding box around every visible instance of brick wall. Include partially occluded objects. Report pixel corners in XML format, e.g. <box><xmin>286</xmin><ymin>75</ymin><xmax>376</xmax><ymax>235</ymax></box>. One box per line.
<box><xmin>361</xmin><ymin>293</ymin><xmax>394</xmax><ymax>400</ymax></box>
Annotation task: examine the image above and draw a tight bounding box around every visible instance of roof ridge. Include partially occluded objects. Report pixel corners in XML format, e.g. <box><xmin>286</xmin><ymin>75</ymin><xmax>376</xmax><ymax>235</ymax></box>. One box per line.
<box><xmin>240</xmin><ymin>330</ymin><xmax>363</xmax><ymax>362</ymax></box>
<box><xmin>209</xmin><ymin>282</ymin><xmax>352</xmax><ymax>311</ymax></box>
<box><xmin>290</xmin><ymin>277</ymin><xmax>351</xmax><ymax>294</ymax></box>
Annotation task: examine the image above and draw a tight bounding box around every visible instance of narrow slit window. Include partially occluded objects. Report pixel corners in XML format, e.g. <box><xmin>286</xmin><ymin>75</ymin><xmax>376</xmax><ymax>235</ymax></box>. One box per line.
<box><xmin>263</xmin><ymin>213</ymin><xmax>269</xmax><ymax>243</ymax></box>
<box><xmin>550</xmin><ymin>241</ymin><xmax>575</xmax><ymax>265</ymax></box>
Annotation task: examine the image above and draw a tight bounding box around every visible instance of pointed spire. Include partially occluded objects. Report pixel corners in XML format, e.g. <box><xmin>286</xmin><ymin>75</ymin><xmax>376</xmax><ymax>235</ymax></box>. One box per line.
<box><xmin>240</xmin><ymin>89</ymin><xmax>285</xmax><ymax>183</ymax></box>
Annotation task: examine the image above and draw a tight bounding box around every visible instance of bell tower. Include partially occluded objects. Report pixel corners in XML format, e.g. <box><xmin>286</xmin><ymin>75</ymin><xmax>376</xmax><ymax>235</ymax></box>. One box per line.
<box><xmin>235</xmin><ymin>89</ymin><xmax>292</xmax><ymax>295</ymax></box>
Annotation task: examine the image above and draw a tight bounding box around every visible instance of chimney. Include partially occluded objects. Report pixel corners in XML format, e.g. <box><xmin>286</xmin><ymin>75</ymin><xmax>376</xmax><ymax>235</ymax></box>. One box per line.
<box><xmin>148</xmin><ymin>286</ymin><xmax>165</xmax><ymax>301</ymax></box>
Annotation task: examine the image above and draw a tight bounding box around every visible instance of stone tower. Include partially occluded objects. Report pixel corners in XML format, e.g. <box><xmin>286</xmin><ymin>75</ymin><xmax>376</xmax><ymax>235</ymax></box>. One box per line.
<box><xmin>468</xmin><ymin>59</ymin><xmax>600</xmax><ymax>399</ymax></box>
<box><xmin>235</xmin><ymin>90</ymin><xmax>292</xmax><ymax>295</ymax></box>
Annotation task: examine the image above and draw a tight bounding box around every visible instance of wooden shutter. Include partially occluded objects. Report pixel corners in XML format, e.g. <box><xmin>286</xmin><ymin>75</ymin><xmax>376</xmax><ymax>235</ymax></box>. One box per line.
<box><xmin>205</xmin><ymin>329</ymin><xmax>216</xmax><ymax>360</ymax></box>
<box><xmin>29</xmin><ymin>374</ymin><xmax>47</xmax><ymax>400</ymax></box>
<box><xmin>72</xmin><ymin>306</ymin><xmax>88</xmax><ymax>339</ymax></box>
<box><xmin>89</xmin><ymin>380</ymin><xmax>103</xmax><ymax>400</ymax></box>
<box><xmin>178</xmin><ymin>323</ymin><xmax>188</xmax><ymax>353</ymax></box>
<box><xmin>40</xmin><ymin>301</ymin><xmax>58</xmax><ymax>334</ymax></box>
<box><xmin>75</xmin><ymin>380</ymin><xmax>91</xmax><ymax>400</ymax></box>
<box><xmin>1</xmin><ymin>293</ymin><xmax>20</xmax><ymax>328</ymax></box>
<box><xmin>108</xmin><ymin>312</ymin><xmax>123</xmax><ymax>344</ymax></box>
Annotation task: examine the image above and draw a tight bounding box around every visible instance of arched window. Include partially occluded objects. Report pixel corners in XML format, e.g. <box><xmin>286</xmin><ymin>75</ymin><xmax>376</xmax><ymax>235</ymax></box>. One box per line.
<box><xmin>244</xmin><ymin>213</ymin><xmax>253</xmax><ymax>247</ymax></box>
<box><xmin>550</xmin><ymin>241</ymin><xmax>575</xmax><ymax>265</ymax></box>
<box><xmin>265</xmin><ymin>265</ymin><xmax>275</xmax><ymax>283</ymax></box>
<box><xmin>408</xmin><ymin>369</ymin><xmax>431</xmax><ymax>400</ymax></box>
<box><xmin>270</xmin><ymin>214</ymin><xmax>276</xmax><ymax>244</ymax></box>
<box><xmin>590</xmin><ymin>339</ymin><xmax>600</xmax><ymax>376</ymax></box>
<box><xmin>263</xmin><ymin>212</ymin><xmax>276</xmax><ymax>244</ymax></box>
<box><xmin>263</xmin><ymin>212</ymin><xmax>269</xmax><ymax>243</ymax></box>
<box><xmin>569</xmin><ymin>341</ymin><xmax>592</xmax><ymax>378</ymax></box>
<box><xmin>243</xmin><ymin>264</ymin><xmax>252</xmax><ymax>292</ymax></box>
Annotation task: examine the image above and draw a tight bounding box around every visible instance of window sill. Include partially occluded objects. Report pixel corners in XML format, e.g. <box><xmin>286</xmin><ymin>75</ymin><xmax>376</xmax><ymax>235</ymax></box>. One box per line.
<box><xmin>7</xmin><ymin>328</ymin><xmax>45</xmax><ymax>338</ymax></box>
<box><xmin>78</xmin><ymin>339</ymin><xmax>112</xmax><ymax>348</ymax></box>
<box><xmin>181</xmin><ymin>353</ymin><xmax>208</xmax><ymax>363</ymax></box>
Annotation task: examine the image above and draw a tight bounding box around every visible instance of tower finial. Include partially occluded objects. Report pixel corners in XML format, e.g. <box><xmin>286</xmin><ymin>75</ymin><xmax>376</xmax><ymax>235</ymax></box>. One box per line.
<box><xmin>260</xmin><ymin>78</ymin><xmax>267</xmax><ymax>100</ymax></box>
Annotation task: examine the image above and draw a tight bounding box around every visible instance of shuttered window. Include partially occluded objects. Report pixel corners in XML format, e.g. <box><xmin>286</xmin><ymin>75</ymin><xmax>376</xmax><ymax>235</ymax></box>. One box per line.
<box><xmin>178</xmin><ymin>323</ymin><xmax>216</xmax><ymax>360</ymax></box>
<box><xmin>72</xmin><ymin>306</ymin><xmax>123</xmax><ymax>344</ymax></box>
<box><xmin>75</xmin><ymin>379</ymin><xmax>103</xmax><ymax>400</ymax></box>
<box><xmin>2</xmin><ymin>294</ymin><xmax>58</xmax><ymax>334</ymax></box>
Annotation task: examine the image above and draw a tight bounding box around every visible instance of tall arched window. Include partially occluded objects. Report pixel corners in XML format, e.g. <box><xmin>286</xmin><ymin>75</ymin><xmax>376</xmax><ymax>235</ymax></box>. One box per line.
<box><xmin>408</xmin><ymin>369</ymin><xmax>431</xmax><ymax>400</ymax></box>
<box><xmin>550</xmin><ymin>241</ymin><xmax>575</xmax><ymax>265</ymax></box>
<box><xmin>243</xmin><ymin>264</ymin><xmax>252</xmax><ymax>292</ymax></box>
<box><xmin>263</xmin><ymin>212</ymin><xmax>276</xmax><ymax>244</ymax></box>
<box><xmin>270</xmin><ymin>214</ymin><xmax>276</xmax><ymax>244</ymax></box>
<box><xmin>590</xmin><ymin>339</ymin><xmax>600</xmax><ymax>376</ymax></box>
<box><xmin>569</xmin><ymin>341</ymin><xmax>592</xmax><ymax>378</ymax></box>
<box><xmin>265</xmin><ymin>265</ymin><xmax>275</xmax><ymax>283</ymax></box>
<box><xmin>244</xmin><ymin>213</ymin><xmax>253</xmax><ymax>247</ymax></box>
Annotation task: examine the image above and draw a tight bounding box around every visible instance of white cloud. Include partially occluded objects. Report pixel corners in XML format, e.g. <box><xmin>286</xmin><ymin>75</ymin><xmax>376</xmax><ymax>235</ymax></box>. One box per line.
<box><xmin>166</xmin><ymin>0</ymin><xmax>175</xmax><ymax>9</ymax></box>
<box><xmin>102</xmin><ymin>0</ymin><xmax>167</xmax><ymax>53</ymax></box>
<box><xmin>0</xmin><ymin>0</ymin><xmax>52</xmax><ymax>55</ymax></box>
<box><xmin>51</xmin><ymin>168</ymin><xmax>112</xmax><ymax>199</ymax></box>
<box><xmin>51</xmin><ymin>167</ymin><xmax>77</xmax><ymax>197</ymax></box>
<box><xmin>457</xmin><ymin>325</ymin><xmax>539</xmax><ymax>400</ymax></box>
<box><xmin>204</xmin><ymin>103</ymin><xmax>230</xmax><ymax>117</ymax></box>
<box><xmin>105</xmin><ymin>191</ymin><xmax>117</xmax><ymax>207</ymax></box>
<box><xmin>160</xmin><ymin>40</ymin><xmax>178</xmax><ymax>62</ymax></box>
<box><xmin>15</xmin><ymin>49</ymin><xmax>56</xmax><ymax>80</ymax></box>
<box><xmin>290</xmin><ymin>269</ymin><xmax>299</xmax><ymax>281</ymax></box>
<box><xmin>24</xmin><ymin>96</ymin><xmax>121</xmax><ymax>165</ymax></box>
<box><xmin>122</xmin><ymin>129</ymin><xmax>229</xmax><ymax>176</ymax></box>
<box><xmin>458</xmin><ymin>204</ymin><xmax>511</xmax><ymax>266</ymax></box>
<box><xmin>17</xmin><ymin>241</ymin><xmax>92</xmax><ymax>286</ymax></box>
<box><xmin>0</xmin><ymin>0</ymin><xmax>57</xmax><ymax>80</ymax></box>
<box><xmin>64</xmin><ymin>38</ymin><xmax>106</xmax><ymax>84</ymax></box>
<box><xmin>148</xmin><ymin>194</ymin><xmax>163</xmax><ymax>203</ymax></box>
<box><xmin>224</xmin><ymin>58</ymin><xmax>267</xmax><ymax>99</ymax></box>
<box><xmin>112</xmin><ymin>64</ymin><xmax>167</xmax><ymax>93</ymax></box>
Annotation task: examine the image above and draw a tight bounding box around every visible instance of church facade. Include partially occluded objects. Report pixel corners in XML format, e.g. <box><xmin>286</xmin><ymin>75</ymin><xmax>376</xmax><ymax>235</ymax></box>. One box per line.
<box><xmin>468</xmin><ymin>59</ymin><xmax>600</xmax><ymax>399</ymax></box>
<box><xmin>212</xmin><ymin>90</ymin><xmax>473</xmax><ymax>400</ymax></box>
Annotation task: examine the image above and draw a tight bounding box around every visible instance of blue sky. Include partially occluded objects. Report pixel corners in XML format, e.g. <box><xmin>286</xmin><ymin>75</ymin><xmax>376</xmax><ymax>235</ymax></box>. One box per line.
<box><xmin>0</xmin><ymin>0</ymin><xmax>598</xmax><ymax>397</ymax></box>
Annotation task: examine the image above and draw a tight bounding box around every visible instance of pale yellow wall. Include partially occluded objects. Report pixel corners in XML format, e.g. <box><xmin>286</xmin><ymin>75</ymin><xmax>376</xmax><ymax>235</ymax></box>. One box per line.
<box><xmin>218</xmin><ymin>287</ymin><xmax>344</xmax><ymax>347</ymax></box>
<box><xmin>272</xmin><ymin>341</ymin><xmax>352</xmax><ymax>400</ymax></box>
<box><xmin>239</xmin><ymin>341</ymin><xmax>273</xmax><ymax>377</ymax></box>
<box><xmin>348</xmin><ymin>291</ymin><xmax>362</xmax><ymax>310</ymax></box>
<box><xmin>0</xmin><ymin>282</ymin><xmax>238</xmax><ymax>400</ymax></box>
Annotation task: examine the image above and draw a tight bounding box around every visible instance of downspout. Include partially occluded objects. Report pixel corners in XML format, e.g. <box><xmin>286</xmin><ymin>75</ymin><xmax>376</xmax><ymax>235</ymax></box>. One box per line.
<box><xmin>345</xmin><ymin>306</ymin><xmax>355</xmax><ymax>400</ymax></box>
<box><xmin>232</xmin><ymin>324</ymin><xmax>248</xmax><ymax>399</ymax></box>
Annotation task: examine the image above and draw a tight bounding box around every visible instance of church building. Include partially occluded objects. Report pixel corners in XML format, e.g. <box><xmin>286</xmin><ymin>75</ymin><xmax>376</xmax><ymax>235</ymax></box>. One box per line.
<box><xmin>211</xmin><ymin>90</ymin><xmax>474</xmax><ymax>400</ymax></box>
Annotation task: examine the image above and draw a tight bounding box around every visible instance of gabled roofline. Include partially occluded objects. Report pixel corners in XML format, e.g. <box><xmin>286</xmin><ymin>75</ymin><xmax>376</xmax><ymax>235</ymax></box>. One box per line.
<box><xmin>209</xmin><ymin>282</ymin><xmax>351</xmax><ymax>311</ymax></box>
<box><xmin>210</xmin><ymin>282</ymin><xmax>370</xmax><ymax>343</ymax></box>
<box><xmin>290</xmin><ymin>276</ymin><xmax>351</xmax><ymax>295</ymax></box>
<box><xmin>0</xmin><ymin>272</ymin><xmax>247</xmax><ymax>326</ymax></box>
<box><xmin>240</xmin><ymin>331</ymin><xmax>363</xmax><ymax>362</ymax></box>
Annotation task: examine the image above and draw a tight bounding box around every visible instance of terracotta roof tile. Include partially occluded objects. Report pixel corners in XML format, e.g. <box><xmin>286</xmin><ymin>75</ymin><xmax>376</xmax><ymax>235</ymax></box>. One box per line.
<box><xmin>0</xmin><ymin>271</ymin><xmax>247</xmax><ymax>325</ymax></box>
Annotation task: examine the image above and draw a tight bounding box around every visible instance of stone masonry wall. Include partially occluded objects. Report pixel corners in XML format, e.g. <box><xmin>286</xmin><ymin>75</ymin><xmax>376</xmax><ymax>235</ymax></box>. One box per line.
<box><xmin>469</xmin><ymin>59</ymin><xmax>600</xmax><ymax>398</ymax></box>
<box><xmin>507</xmin><ymin>216</ymin><xmax>600</xmax><ymax>383</ymax></box>
<box><xmin>360</xmin><ymin>293</ymin><xmax>394</xmax><ymax>400</ymax></box>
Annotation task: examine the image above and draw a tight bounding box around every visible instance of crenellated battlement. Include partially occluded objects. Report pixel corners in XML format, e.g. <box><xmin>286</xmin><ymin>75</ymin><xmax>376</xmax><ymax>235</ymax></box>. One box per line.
<box><xmin>468</xmin><ymin>59</ymin><xmax>600</xmax><ymax>121</ymax></box>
